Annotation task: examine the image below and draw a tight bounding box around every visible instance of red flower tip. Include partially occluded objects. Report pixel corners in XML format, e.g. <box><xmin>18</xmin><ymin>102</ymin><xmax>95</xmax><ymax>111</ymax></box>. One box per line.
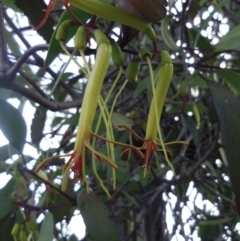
<box><xmin>73</xmin><ymin>154</ymin><xmax>83</xmax><ymax>183</ymax></box>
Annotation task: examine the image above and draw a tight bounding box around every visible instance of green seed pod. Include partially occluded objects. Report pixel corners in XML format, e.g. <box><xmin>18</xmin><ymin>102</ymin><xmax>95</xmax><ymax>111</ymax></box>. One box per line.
<box><xmin>74</xmin><ymin>26</ymin><xmax>87</xmax><ymax>51</ymax></box>
<box><xmin>111</xmin><ymin>42</ymin><xmax>124</xmax><ymax>67</ymax></box>
<box><xmin>27</xmin><ymin>219</ymin><xmax>37</xmax><ymax>231</ymax></box>
<box><xmin>19</xmin><ymin>230</ymin><xmax>27</xmax><ymax>241</ymax></box>
<box><xmin>126</xmin><ymin>61</ymin><xmax>140</xmax><ymax>81</ymax></box>
<box><xmin>11</xmin><ymin>223</ymin><xmax>20</xmax><ymax>236</ymax></box>
<box><xmin>55</xmin><ymin>20</ymin><xmax>72</xmax><ymax>42</ymax></box>
<box><xmin>140</xmin><ymin>48</ymin><xmax>152</xmax><ymax>61</ymax></box>
<box><xmin>94</xmin><ymin>29</ymin><xmax>110</xmax><ymax>46</ymax></box>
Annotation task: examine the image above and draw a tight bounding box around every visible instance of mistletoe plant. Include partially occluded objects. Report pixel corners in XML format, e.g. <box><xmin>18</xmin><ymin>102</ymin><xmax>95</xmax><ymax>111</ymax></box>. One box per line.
<box><xmin>36</xmin><ymin>0</ymin><xmax>188</xmax><ymax>197</ymax></box>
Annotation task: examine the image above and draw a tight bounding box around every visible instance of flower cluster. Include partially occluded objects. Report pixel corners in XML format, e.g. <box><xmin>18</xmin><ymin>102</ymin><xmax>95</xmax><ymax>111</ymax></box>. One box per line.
<box><xmin>36</xmin><ymin>1</ymin><xmax>188</xmax><ymax>197</ymax></box>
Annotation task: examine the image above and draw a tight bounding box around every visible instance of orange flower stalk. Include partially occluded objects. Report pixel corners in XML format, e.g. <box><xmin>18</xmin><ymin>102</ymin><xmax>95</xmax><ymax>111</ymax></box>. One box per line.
<box><xmin>35</xmin><ymin>0</ymin><xmax>57</xmax><ymax>30</ymax></box>
<box><xmin>35</xmin><ymin>0</ymin><xmax>81</xmax><ymax>30</ymax></box>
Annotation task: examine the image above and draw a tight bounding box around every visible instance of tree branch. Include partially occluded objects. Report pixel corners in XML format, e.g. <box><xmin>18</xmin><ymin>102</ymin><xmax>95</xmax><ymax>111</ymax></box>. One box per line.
<box><xmin>0</xmin><ymin>80</ymin><xmax>83</xmax><ymax>111</ymax></box>
<box><xmin>0</xmin><ymin>0</ymin><xmax>10</xmax><ymax>74</ymax></box>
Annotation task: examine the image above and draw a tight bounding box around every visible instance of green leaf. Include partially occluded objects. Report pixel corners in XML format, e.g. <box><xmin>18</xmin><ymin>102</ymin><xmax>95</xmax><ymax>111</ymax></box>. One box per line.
<box><xmin>161</xmin><ymin>15</ymin><xmax>179</xmax><ymax>51</ymax></box>
<box><xmin>190</xmin><ymin>74</ymin><xmax>208</xmax><ymax>88</ymax></box>
<box><xmin>3</xmin><ymin>0</ymin><xmax>21</xmax><ymax>11</ymax></box>
<box><xmin>69</xmin><ymin>234</ymin><xmax>78</xmax><ymax>241</ymax></box>
<box><xmin>0</xmin><ymin>144</ymin><xmax>18</xmax><ymax>161</ymax></box>
<box><xmin>189</xmin><ymin>29</ymin><xmax>212</xmax><ymax>50</ymax></box>
<box><xmin>206</xmin><ymin>80</ymin><xmax>240</xmax><ymax>214</ymax></box>
<box><xmin>111</xmin><ymin>112</ymin><xmax>134</xmax><ymax>131</ymax></box>
<box><xmin>189</xmin><ymin>0</ymin><xmax>200</xmax><ymax>19</ymax></box>
<box><xmin>37</xmin><ymin>212</ymin><xmax>54</xmax><ymax>241</ymax></box>
<box><xmin>15</xmin><ymin>209</ymin><xmax>25</xmax><ymax>223</ymax></box>
<box><xmin>31</xmin><ymin>106</ymin><xmax>47</xmax><ymax>145</ymax></box>
<box><xmin>198</xmin><ymin>217</ymin><xmax>231</xmax><ymax>238</ymax></box>
<box><xmin>0</xmin><ymin>178</ymin><xmax>15</xmax><ymax>197</ymax></box>
<box><xmin>77</xmin><ymin>191</ymin><xmax>121</xmax><ymax>241</ymax></box>
<box><xmin>183</xmin><ymin>115</ymin><xmax>199</xmax><ymax>146</ymax></box>
<box><xmin>44</xmin><ymin>6</ymin><xmax>91</xmax><ymax>67</ymax></box>
<box><xmin>62</xmin><ymin>113</ymin><xmax>80</xmax><ymax>126</ymax></box>
<box><xmin>0</xmin><ymin>99</ymin><xmax>27</xmax><ymax>152</ymax></box>
<box><xmin>0</xmin><ymin>213</ymin><xmax>15</xmax><ymax>241</ymax></box>
<box><xmin>36</xmin><ymin>191</ymin><xmax>48</xmax><ymax>208</ymax></box>
<box><xmin>14</xmin><ymin>0</ymin><xmax>55</xmax><ymax>42</ymax></box>
<box><xmin>216</xmin><ymin>69</ymin><xmax>240</xmax><ymax>93</ymax></box>
<box><xmin>48</xmin><ymin>181</ymin><xmax>74</xmax><ymax>224</ymax></box>
<box><xmin>51</xmin><ymin>116</ymin><xmax>63</xmax><ymax>128</ymax></box>
<box><xmin>215</xmin><ymin>24</ymin><xmax>240</xmax><ymax>51</ymax></box>
<box><xmin>0</xmin><ymin>196</ymin><xmax>16</xmax><ymax>219</ymax></box>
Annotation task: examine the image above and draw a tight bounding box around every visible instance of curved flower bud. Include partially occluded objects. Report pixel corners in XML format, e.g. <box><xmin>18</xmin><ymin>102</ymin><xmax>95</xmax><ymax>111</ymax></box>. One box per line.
<box><xmin>55</xmin><ymin>20</ymin><xmax>73</xmax><ymax>42</ymax></box>
<box><xmin>74</xmin><ymin>26</ymin><xmax>87</xmax><ymax>51</ymax></box>
<box><xmin>111</xmin><ymin>42</ymin><xmax>124</xmax><ymax>67</ymax></box>
<box><xmin>11</xmin><ymin>223</ymin><xmax>20</xmax><ymax>236</ymax></box>
<box><xmin>126</xmin><ymin>60</ymin><xmax>140</xmax><ymax>81</ymax></box>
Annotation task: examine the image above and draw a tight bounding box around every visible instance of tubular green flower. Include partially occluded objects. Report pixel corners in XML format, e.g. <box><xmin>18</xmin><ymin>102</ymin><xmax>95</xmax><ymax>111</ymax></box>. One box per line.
<box><xmin>119</xmin><ymin>51</ymin><xmax>188</xmax><ymax>175</ymax></box>
<box><xmin>37</xmin><ymin>30</ymin><xmax>118</xmax><ymax>197</ymax></box>
<box><xmin>63</xmin><ymin>30</ymin><xmax>118</xmax><ymax>189</ymax></box>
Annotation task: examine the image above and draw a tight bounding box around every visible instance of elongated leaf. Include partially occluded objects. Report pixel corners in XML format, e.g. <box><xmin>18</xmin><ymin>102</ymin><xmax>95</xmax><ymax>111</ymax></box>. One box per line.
<box><xmin>44</xmin><ymin>6</ymin><xmax>91</xmax><ymax>67</ymax></box>
<box><xmin>0</xmin><ymin>99</ymin><xmax>27</xmax><ymax>152</ymax></box>
<box><xmin>3</xmin><ymin>0</ymin><xmax>20</xmax><ymax>11</ymax></box>
<box><xmin>198</xmin><ymin>217</ymin><xmax>232</xmax><ymax>238</ymax></box>
<box><xmin>189</xmin><ymin>29</ymin><xmax>211</xmax><ymax>50</ymax></box>
<box><xmin>0</xmin><ymin>144</ymin><xmax>18</xmax><ymax>162</ymax></box>
<box><xmin>31</xmin><ymin>106</ymin><xmax>47</xmax><ymax>145</ymax></box>
<box><xmin>0</xmin><ymin>196</ymin><xmax>16</xmax><ymax>219</ymax></box>
<box><xmin>206</xmin><ymin>80</ymin><xmax>240</xmax><ymax>214</ymax></box>
<box><xmin>77</xmin><ymin>191</ymin><xmax>121</xmax><ymax>241</ymax></box>
<box><xmin>189</xmin><ymin>0</ymin><xmax>200</xmax><ymax>19</ymax></box>
<box><xmin>0</xmin><ymin>213</ymin><xmax>15</xmax><ymax>241</ymax></box>
<box><xmin>0</xmin><ymin>178</ymin><xmax>15</xmax><ymax>197</ymax></box>
<box><xmin>215</xmin><ymin>24</ymin><xmax>240</xmax><ymax>51</ymax></box>
<box><xmin>216</xmin><ymin>69</ymin><xmax>240</xmax><ymax>93</ymax></box>
<box><xmin>37</xmin><ymin>212</ymin><xmax>54</xmax><ymax>241</ymax></box>
<box><xmin>161</xmin><ymin>15</ymin><xmax>179</xmax><ymax>51</ymax></box>
<box><xmin>48</xmin><ymin>180</ymin><xmax>74</xmax><ymax>224</ymax></box>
